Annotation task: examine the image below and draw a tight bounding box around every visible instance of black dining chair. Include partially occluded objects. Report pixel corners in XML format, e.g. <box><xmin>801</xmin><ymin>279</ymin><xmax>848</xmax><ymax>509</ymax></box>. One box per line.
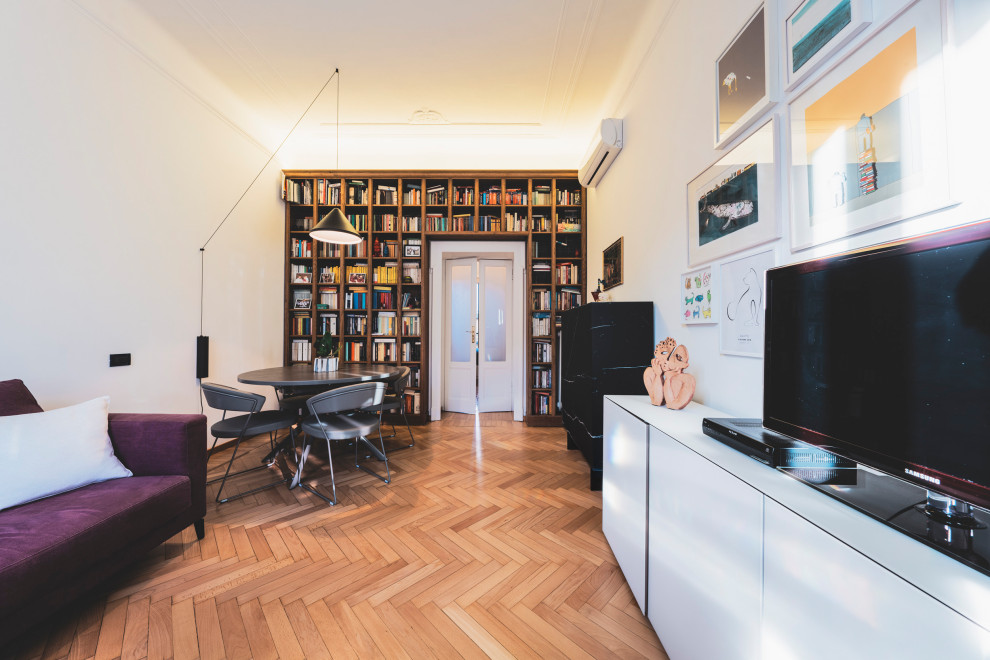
<box><xmin>362</xmin><ymin>366</ymin><xmax>415</xmax><ymax>451</ymax></box>
<box><xmin>294</xmin><ymin>381</ymin><xmax>387</xmax><ymax>506</ymax></box>
<box><xmin>201</xmin><ymin>383</ymin><xmax>299</xmax><ymax>504</ymax></box>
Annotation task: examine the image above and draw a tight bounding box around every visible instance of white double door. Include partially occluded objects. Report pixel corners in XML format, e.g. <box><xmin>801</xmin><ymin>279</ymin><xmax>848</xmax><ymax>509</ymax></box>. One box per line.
<box><xmin>443</xmin><ymin>258</ymin><xmax>513</xmax><ymax>413</ymax></box>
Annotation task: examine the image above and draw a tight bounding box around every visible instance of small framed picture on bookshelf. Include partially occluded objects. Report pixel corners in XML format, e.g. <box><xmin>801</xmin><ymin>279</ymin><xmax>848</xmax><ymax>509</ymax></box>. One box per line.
<box><xmin>602</xmin><ymin>237</ymin><xmax>623</xmax><ymax>290</ymax></box>
<box><xmin>404</xmin><ymin>245</ymin><xmax>421</xmax><ymax>257</ymax></box>
<box><xmin>348</xmin><ymin>273</ymin><xmax>367</xmax><ymax>284</ymax></box>
<box><xmin>293</xmin><ymin>272</ymin><xmax>312</xmax><ymax>284</ymax></box>
<box><xmin>294</xmin><ymin>298</ymin><xmax>311</xmax><ymax>309</ymax></box>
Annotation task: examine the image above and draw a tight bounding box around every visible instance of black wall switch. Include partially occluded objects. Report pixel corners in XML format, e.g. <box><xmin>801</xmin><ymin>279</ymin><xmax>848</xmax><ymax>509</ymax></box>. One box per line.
<box><xmin>109</xmin><ymin>353</ymin><xmax>131</xmax><ymax>367</ymax></box>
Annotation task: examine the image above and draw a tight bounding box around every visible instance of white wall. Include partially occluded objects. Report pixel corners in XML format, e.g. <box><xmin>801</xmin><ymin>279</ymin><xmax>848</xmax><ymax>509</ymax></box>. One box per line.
<box><xmin>587</xmin><ymin>0</ymin><xmax>990</xmax><ymax>417</ymax></box>
<box><xmin>0</xmin><ymin>0</ymin><xmax>283</xmax><ymax>422</ymax></box>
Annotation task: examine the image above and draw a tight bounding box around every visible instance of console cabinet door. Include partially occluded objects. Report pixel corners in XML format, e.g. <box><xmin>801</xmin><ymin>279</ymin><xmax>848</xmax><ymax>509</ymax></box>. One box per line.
<box><xmin>602</xmin><ymin>398</ymin><xmax>649</xmax><ymax>613</ymax></box>
<box><xmin>763</xmin><ymin>500</ymin><xmax>990</xmax><ymax>658</ymax></box>
<box><xmin>648</xmin><ymin>428</ymin><xmax>764</xmax><ymax>660</ymax></box>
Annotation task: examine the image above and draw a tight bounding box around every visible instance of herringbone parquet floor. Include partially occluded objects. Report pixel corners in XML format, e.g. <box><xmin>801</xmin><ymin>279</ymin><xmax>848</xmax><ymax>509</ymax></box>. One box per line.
<box><xmin>8</xmin><ymin>412</ymin><xmax>667</xmax><ymax>659</ymax></box>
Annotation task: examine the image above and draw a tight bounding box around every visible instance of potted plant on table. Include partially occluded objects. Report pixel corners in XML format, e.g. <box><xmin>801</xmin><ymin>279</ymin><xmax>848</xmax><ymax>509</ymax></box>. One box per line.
<box><xmin>313</xmin><ymin>332</ymin><xmax>338</xmax><ymax>372</ymax></box>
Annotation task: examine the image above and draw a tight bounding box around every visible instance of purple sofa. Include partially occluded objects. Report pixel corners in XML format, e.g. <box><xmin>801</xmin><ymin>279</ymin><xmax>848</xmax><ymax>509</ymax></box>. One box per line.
<box><xmin>0</xmin><ymin>379</ymin><xmax>207</xmax><ymax>647</ymax></box>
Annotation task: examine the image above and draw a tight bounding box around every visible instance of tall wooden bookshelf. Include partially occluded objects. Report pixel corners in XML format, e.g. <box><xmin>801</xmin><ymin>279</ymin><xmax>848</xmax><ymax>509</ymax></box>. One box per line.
<box><xmin>281</xmin><ymin>170</ymin><xmax>586</xmax><ymax>426</ymax></box>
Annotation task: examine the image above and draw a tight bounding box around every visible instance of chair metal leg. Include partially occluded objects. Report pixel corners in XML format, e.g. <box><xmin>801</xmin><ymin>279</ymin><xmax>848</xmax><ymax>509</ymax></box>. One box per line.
<box><xmin>355</xmin><ymin>434</ymin><xmax>390</xmax><ymax>483</ymax></box>
<box><xmin>213</xmin><ymin>429</ymin><xmax>292</xmax><ymax>504</ymax></box>
<box><xmin>293</xmin><ymin>435</ymin><xmax>338</xmax><ymax>505</ymax></box>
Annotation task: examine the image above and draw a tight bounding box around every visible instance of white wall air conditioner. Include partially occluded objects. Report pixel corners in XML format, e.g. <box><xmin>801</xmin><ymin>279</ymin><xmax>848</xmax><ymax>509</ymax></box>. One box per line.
<box><xmin>578</xmin><ymin>118</ymin><xmax>623</xmax><ymax>188</ymax></box>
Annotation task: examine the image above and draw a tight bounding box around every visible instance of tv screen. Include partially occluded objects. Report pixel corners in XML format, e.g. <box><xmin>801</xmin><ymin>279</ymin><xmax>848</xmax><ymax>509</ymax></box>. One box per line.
<box><xmin>764</xmin><ymin>221</ymin><xmax>990</xmax><ymax>508</ymax></box>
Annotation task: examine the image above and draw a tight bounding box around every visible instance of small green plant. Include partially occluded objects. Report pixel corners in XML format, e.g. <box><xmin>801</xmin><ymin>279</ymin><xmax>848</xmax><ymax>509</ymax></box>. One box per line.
<box><xmin>315</xmin><ymin>332</ymin><xmax>338</xmax><ymax>358</ymax></box>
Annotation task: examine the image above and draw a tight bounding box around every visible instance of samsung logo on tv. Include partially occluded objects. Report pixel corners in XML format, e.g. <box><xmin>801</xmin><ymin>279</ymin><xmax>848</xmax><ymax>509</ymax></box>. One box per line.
<box><xmin>905</xmin><ymin>468</ymin><xmax>941</xmax><ymax>485</ymax></box>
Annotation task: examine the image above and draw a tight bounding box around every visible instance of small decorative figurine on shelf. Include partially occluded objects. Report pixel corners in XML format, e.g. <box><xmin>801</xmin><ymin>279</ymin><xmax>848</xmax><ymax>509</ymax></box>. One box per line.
<box><xmin>643</xmin><ymin>337</ymin><xmax>696</xmax><ymax>409</ymax></box>
<box><xmin>591</xmin><ymin>278</ymin><xmax>605</xmax><ymax>302</ymax></box>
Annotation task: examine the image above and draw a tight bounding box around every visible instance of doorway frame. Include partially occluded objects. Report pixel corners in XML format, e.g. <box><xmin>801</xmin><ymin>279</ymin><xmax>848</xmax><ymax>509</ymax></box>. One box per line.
<box><xmin>429</xmin><ymin>240</ymin><xmax>526</xmax><ymax>421</ymax></box>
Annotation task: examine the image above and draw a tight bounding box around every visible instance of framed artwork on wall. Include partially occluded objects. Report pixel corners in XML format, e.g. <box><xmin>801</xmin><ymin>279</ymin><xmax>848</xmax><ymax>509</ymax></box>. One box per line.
<box><xmin>716</xmin><ymin>5</ymin><xmax>774</xmax><ymax>148</ymax></box>
<box><xmin>680</xmin><ymin>266</ymin><xmax>717</xmax><ymax>325</ymax></box>
<box><xmin>788</xmin><ymin>0</ymin><xmax>953</xmax><ymax>250</ymax></box>
<box><xmin>719</xmin><ymin>248</ymin><xmax>775</xmax><ymax>358</ymax></box>
<box><xmin>784</xmin><ymin>0</ymin><xmax>872</xmax><ymax>91</ymax></box>
<box><xmin>602</xmin><ymin>237</ymin><xmax>623</xmax><ymax>290</ymax></box>
<box><xmin>688</xmin><ymin>117</ymin><xmax>779</xmax><ymax>266</ymax></box>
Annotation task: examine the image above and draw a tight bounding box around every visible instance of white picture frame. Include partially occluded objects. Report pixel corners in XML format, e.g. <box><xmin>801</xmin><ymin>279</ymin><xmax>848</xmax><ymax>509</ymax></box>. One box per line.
<box><xmin>688</xmin><ymin>117</ymin><xmax>780</xmax><ymax>267</ymax></box>
<box><xmin>784</xmin><ymin>0</ymin><xmax>873</xmax><ymax>91</ymax></box>
<box><xmin>719</xmin><ymin>248</ymin><xmax>776</xmax><ymax>358</ymax></box>
<box><xmin>715</xmin><ymin>4</ymin><xmax>776</xmax><ymax>148</ymax></box>
<box><xmin>680</xmin><ymin>266</ymin><xmax>718</xmax><ymax>325</ymax></box>
<box><xmin>788</xmin><ymin>0</ymin><xmax>953</xmax><ymax>250</ymax></box>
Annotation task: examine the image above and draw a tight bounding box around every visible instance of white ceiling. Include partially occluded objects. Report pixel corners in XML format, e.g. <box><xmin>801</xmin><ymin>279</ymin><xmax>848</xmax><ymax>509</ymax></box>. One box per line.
<box><xmin>77</xmin><ymin>0</ymin><xmax>674</xmax><ymax>168</ymax></box>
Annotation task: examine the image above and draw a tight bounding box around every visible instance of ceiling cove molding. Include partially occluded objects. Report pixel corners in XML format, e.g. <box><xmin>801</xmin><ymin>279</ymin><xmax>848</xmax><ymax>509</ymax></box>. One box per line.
<box><xmin>174</xmin><ymin>0</ymin><xmax>292</xmax><ymax>111</ymax></box>
<box><xmin>557</xmin><ymin>0</ymin><xmax>604</xmax><ymax>124</ymax></box>
<box><xmin>538</xmin><ymin>0</ymin><xmax>569</xmax><ymax>125</ymax></box>
<box><xmin>68</xmin><ymin>0</ymin><xmax>272</xmax><ymax>158</ymax></box>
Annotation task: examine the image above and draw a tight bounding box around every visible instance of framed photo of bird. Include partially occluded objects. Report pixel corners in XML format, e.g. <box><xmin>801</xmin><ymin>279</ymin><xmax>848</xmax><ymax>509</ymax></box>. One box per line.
<box><xmin>687</xmin><ymin>117</ymin><xmax>780</xmax><ymax>266</ymax></box>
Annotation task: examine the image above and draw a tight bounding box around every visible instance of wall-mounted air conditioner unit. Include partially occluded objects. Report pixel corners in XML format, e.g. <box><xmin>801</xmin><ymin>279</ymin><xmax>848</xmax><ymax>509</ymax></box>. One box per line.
<box><xmin>578</xmin><ymin>118</ymin><xmax>623</xmax><ymax>188</ymax></box>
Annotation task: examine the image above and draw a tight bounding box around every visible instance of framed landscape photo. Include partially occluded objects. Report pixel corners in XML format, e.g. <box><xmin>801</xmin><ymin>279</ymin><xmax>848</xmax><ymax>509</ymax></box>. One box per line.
<box><xmin>716</xmin><ymin>5</ymin><xmax>774</xmax><ymax>148</ymax></box>
<box><xmin>784</xmin><ymin>0</ymin><xmax>872</xmax><ymax>91</ymax></box>
<box><xmin>688</xmin><ymin>117</ymin><xmax>779</xmax><ymax>266</ymax></box>
<box><xmin>788</xmin><ymin>1</ymin><xmax>952</xmax><ymax>250</ymax></box>
<box><xmin>602</xmin><ymin>238</ymin><xmax>623</xmax><ymax>290</ymax></box>
<box><xmin>680</xmin><ymin>266</ymin><xmax>717</xmax><ymax>325</ymax></box>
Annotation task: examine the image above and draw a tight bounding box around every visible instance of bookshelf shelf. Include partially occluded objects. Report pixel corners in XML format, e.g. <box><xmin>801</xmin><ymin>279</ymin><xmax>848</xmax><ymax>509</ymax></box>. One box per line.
<box><xmin>282</xmin><ymin>170</ymin><xmax>584</xmax><ymax>425</ymax></box>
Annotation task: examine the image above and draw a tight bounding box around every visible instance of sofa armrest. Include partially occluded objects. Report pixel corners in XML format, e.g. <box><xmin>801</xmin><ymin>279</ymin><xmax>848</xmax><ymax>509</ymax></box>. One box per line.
<box><xmin>108</xmin><ymin>413</ymin><xmax>207</xmax><ymax>519</ymax></box>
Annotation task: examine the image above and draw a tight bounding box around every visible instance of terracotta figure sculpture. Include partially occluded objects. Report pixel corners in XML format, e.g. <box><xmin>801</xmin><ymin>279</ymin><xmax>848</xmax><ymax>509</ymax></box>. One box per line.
<box><xmin>643</xmin><ymin>337</ymin><xmax>676</xmax><ymax>406</ymax></box>
<box><xmin>643</xmin><ymin>337</ymin><xmax>696</xmax><ymax>410</ymax></box>
<box><xmin>661</xmin><ymin>344</ymin><xmax>696</xmax><ymax>410</ymax></box>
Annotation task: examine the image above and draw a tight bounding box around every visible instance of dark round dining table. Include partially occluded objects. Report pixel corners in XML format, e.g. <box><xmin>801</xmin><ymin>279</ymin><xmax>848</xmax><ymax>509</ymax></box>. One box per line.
<box><xmin>237</xmin><ymin>364</ymin><xmax>401</xmax><ymax>388</ymax></box>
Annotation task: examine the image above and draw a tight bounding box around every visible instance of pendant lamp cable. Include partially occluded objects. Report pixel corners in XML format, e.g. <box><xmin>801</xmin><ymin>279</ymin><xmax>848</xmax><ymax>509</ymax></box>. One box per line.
<box><xmin>199</xmin><ymin>67</ymin><xmax>340</xmax><ymax>337</ymax></box>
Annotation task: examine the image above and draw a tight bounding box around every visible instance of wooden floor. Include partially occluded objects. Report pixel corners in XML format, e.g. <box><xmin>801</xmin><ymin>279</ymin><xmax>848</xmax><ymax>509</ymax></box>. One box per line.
<box><xmin>9</xmin><ymin>412</ymin><xmax>667</xmax><ymax>659</ymax></box>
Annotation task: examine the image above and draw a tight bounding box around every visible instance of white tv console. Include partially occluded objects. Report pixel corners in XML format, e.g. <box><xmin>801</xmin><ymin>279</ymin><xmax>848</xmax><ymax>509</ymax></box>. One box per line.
<box><xmin>602</xmin><ymin>395</ymin><xmax>990</xmax><ymax>660</ymax></box>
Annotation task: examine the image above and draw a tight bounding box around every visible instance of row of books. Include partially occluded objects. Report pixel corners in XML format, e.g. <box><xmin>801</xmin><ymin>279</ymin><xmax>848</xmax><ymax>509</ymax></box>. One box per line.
<box><xmin>401</xmin><ymin>340</ymin><xmax>421</xmax><ymax>362</ymax></box>
<box><xmin>404</xmin><ymin>391</ymin><xmax>421</xmax><ymax>414</ymax></box>
<box><xmin>284</xmin><ymin>178</ymin><xmax>313</xmax><ymax>204</ymax></box>
<box><xmin>345</xmin><ymin>291</ymin><xmax>367</xmax><ymax>310</ymax></box>
<box><xmin>453</xmin><ymin>186</ymin><xmax>474</xmax><ymax>205</ymax></box>
<box><xmin>345</xmin><ymin>314</ymin><xmax>367</xmax><ymax>335</ymax></box>
<box><xmin>318</xmin><ymin>288</ymin><xmax>339</xmax><ymax>308</ymax></box>
<box><xmin>347</xmin><ymin>181</ymin><xmax>368</xmax><ymax>205</ymax></box>
<box><xmin>317</xmin><ymin>242</ymin><xmax>340</xmax><ymax>258</ymax></box>
<box><xmin>505</xmin><ymin>212</ymin><xmax>527</xmax><ymax>232</ymax></box>
<box><xmin>532</xmin><ymin>313</ymin><xmax>552</xmax><ymax>337</ymax></box>
<box><xmin>348</xmin><ymin>214</ymin><xmax>368</xmax><ymax>231</ymax></box>
<box><xmin>373</xmin><ymin>263</ymin><xmax>399</xmax><ymax>284</ymax></box>
<box><xmin>404</xmin><ymin>185</ymin><xmax>421</xmax><ymax>206</ymax></box>
<box><xmin>532</xmin><ymin>340</ymin><xmax>552</xmax><ymax>363</ymax></box>
<box><xmin>556</xmin><ymin>262</ymin><xmax>580</xmax><ymax>284</ymax></box>
<box><xmin>375</xmin><ymin>185</ymin><xmax>397</xmax><ymax>205</ymax></box>
<box><xmin>290</xmin><ymin>263</ymin><xmax>312</xmax><ymax>282</ymax></box>
<box><xmin>291</xmin><ymin>313</ymin><xmax>312</xmax><ymax>336</ymax></box>
<box><xmin>426</xmin><ymin>185</ymin><xmax>446</xmax><ymax>205</ymax></box>
<box><xmin>319</xmin><ymin>314</ymin><xmax>337</xmax><ymax>335</ymax></box>
<box><xmin>401</xmin><ymin>313</ymin><xmax>421</xmax><ymax>336</ymax></box>
<box><xmin>532</xmin><ymin>367</ymin><xmax>552</xmax><ymax>389</ymax></box>
<box><xmin>372</xmin><ymin>338</ymin><xmax>397</xmax><ymax>361</ymax></box>
<box><xmin>479</xmin><ymin>186</ymin><xmax>501</xmax><ymax>205</ymax></box>
<box><xmin>557</xmin><ymin>189</ymin><xmax>582</xmax><ymax>205</ymax></box>
<box><xmin>290</xmin><ymin>238</ymin><xmax>313</xmax><ymax>258</ymax></box>
<box><xmin>373</xmin><ymin>286</ymin><xmax>396</xmax><ymax>309</ymax></box>
<box><xmin>290</xmin><ymin>339</ymin><xmax>312</xmax><ymax>361</ymax></box>
<box><xmin>402</xmin><ymin>263</ymin><xmax>422</xmax><ymax>283</ymax></box>
<box><xmin>532</xmin><ymin>185</ymin><xmax>552</xmax><ymax>205</ymax></box>
<box><xmin>346</xmin><ymin>264</ymin><xmax>369</xmax><ymax>281</ymax></box>
<box><xmin>318</xmin><ymin>180</ymin><xmax>340</xmax><ymax>205</ymax></box>
<box><xmin>532</xmin><ymin>290</ymin><xmax>552</xmax><ymax>311</ymax></box>
<box><xmin>291</xmin><ymin>216</ymin><xmax>314</xmax><ymax>231</ymax></box>
<box><xmin>532</xmin><ymin>215</ymin><xmax>551</xmax><ymax>232</ymax></box>
<box><xmin>408</xmin><ymin>366</ymin><xmax>421</xmax><ymax>387</ymax></box>
<box><xmin>403</xmin><ymin>216</ymin><xmax>421</xmax><ymax>231</ymax></box>
<box><xmin>319</xmin><ymin>266</ymin><xmax>340</xmax><ymax>283</ymax></box>
<box><xmin>343</xmin><ymin>340</ymin><xmax>365</xmax><ymax>361</ymax></box>
<box><xmin>373</xmin><ymin>312</ymin><xmax>396</xmax><ymax>336</ymax></box>
<box><xmin>557</xmin><ymin>288</ymin><xmax>582</xmax><ymax>311</ymax></box>
<box><xmin>373</xmin><ymin>214</ymin><xmax>399</xmax><ymax>231</ymax></box>
<box><xmin>532</xmin><ymin>391</ymin><xmax>552</xmax><ymax>415</ymax></box>
<box><xmin>402</xmin><ymin>291</ymin><xmax>421</xmax><ymax>309</ymax></box>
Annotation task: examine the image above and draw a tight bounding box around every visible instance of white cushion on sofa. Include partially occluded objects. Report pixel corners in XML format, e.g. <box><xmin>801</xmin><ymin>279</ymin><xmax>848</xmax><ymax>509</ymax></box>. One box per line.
<box><xmin>0</xmin><ymin>396</ymin><xmax>132</xmax><ymax>510</ymax></box>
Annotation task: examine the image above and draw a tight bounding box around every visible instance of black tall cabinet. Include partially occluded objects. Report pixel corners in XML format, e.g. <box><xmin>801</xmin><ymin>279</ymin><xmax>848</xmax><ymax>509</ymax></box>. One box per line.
<box><xmin>560</xmin><ymin>302</ymin><xmax>653</xmax><ymax>490</ymax></box>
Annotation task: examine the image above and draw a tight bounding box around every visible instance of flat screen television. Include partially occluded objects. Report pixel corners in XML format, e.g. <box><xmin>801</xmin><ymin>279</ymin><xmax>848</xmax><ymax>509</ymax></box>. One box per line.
<box><xmin>764</xmin><ymin>220</ymin><xmax>990</xmax><ymax>512</ymax></box>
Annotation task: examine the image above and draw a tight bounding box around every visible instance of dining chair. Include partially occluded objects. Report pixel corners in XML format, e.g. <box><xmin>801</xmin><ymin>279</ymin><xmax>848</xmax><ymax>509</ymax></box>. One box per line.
<box><xmin>201</xmin><ymin>382</ymin><xmax>298</xmax><ymax>503</ymax></box>
<box><xmin>362</xmin><ymin>366</ymin><xmax>414</xmax><ymax>451</ymax></box>
<box><xmin>294</xmin><ymin>381</ymin><xmax>387</xmax><ymax>505</ymax></box>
